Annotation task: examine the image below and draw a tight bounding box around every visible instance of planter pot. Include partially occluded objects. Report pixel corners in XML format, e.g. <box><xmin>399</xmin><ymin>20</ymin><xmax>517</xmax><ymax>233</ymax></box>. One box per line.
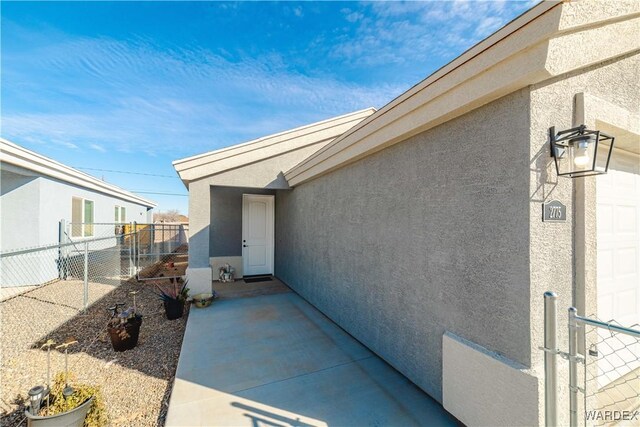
<box><xmin>192</xmin><ymin>293</ymin><xmax>213</xmax><ymax>309</ymax></box>
<box><xmin>164</xmin><ymin>299</ymin><xmax>184</xmax><ymax>320</ymax></box>
<box><xmin>25</xmin><ymin>396</ymin><xmax>93</xmax><ymax>427</ymax></box>
<box><xmin>108</xmin><ymin>316</ymin><xmax>142</xmax><ymax>352</ymax></box>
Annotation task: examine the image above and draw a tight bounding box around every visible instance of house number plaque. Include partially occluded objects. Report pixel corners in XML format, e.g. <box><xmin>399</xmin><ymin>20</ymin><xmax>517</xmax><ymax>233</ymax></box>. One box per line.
<box><xmin>543</xmin><ymin>200</ymin><xmax>567</xmax><ymax>222</ymax></box>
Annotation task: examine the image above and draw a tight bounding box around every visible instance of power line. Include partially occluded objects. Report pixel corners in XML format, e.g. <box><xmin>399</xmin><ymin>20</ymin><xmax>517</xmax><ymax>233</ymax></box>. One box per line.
<box><xmin>131</xmin><ymin>191</ymin><xmax>189</xmax><ymax>197</ymax></box>
<box><xmin>73</xmin><ymin>166</ymin><xmax>179</xmax><ymax>179</ymax></box>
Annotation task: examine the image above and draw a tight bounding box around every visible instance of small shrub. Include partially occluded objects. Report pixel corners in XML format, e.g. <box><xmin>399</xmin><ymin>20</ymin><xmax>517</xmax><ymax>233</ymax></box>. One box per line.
<box><xmin>43</xmin><ymin>372</ymin><xmax>108</xmax><ymax>427</ymax></box>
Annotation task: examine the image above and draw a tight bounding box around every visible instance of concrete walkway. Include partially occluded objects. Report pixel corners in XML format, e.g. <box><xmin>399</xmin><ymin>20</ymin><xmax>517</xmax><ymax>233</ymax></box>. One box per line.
<box><xmin>166</xmin><ymin>290</ymin><xmax>459</xmax><ymax>426</ymax></box>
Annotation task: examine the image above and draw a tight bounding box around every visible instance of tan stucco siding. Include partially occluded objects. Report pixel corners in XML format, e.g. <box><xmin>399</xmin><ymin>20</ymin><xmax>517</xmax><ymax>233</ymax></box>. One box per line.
<box><xmin>275</xmin><ymin>89</ymin><xmax>532</xmax><ymax>402</ymax></box>
<box><xmin>528</xmin><ymin>51</ymin><xmax>640</xmax><ymax>426</ymax></box>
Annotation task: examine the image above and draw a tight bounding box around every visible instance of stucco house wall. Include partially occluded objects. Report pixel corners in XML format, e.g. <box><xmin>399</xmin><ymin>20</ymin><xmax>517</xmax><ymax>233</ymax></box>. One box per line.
<box><xmin>179</xmin><ymin>109</ymin><xmax>376</xmax><ymax>292</ymax></box>
<box><xmin>0</xmin><ymin>168</ymin><xmax>40</xmax><ymax>251</ymax></box>
<box><xmin>1</xmin><ymin>164</ymin><xmax>152</xmax><ymax>252</ymax></box>
<box><xmin>275</xmin><ymin>88</ymin><xmax>533</xmax><ymax>401</ymax></box>
<box><xmin>527</xmin><ymin>51</ymin><xmax>640</xmax><ymax>426</ymax></box>
<box><xmin>174</xmin><ymin>3</ymin><xmax>639</xmax><ymax>424</ymax></box>
<box><xmin>275</xmin><ymin>50</ymin><xmax>639</xmax><ymax>426</ymax></box>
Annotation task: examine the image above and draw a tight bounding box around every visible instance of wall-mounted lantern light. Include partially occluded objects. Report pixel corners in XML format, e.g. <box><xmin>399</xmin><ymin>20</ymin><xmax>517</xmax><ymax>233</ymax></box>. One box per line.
<box><xmin>549</xmin><ymin>125</ymin><xmax>614</xmax><ymax>178</ymax></box>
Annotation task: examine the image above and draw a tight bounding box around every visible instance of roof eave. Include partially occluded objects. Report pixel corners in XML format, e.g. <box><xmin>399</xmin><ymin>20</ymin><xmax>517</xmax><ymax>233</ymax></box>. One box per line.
<box><xmin>0</xmin><ymin>139</ymin><xmax>157</xmax><ymax>208</ymax></box>
<box><xmin>284</xmin><ymin>0</ymin><xmax>640</xmax><ymax>186</ymax></box>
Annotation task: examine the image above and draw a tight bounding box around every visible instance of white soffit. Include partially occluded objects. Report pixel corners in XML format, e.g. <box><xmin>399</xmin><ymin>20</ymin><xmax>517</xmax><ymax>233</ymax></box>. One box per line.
<box><xmin>0</xmin><ymin>138</ymin><xmax>157</xmax><ymax>208</ymax></box>
<box><xmin>285</xmin><ymin>0</ymin><xmax>640</xmax><ymax>186</ymax></box>
<box><xmin>173</xmin><ymin>108</ymin><xmax>376</xmax><ymax>184</ymax></box>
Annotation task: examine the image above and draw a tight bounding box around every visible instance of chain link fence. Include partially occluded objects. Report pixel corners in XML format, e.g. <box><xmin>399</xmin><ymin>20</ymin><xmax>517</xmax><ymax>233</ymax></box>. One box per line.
<box><xmin>584</xmin><ymin>319</ymin><xmax>640</xmax><ymax>426</ymax></box>
<box><xmin>1</xmin><ymin>235</ymin><xmax>134</xmax><ymax>361</ymax></box>
<box><xmin>0</xmin><ymin>223</ymin><xmax>189</xmax><ymax>426</ymax></box>
<box><xmin>543</xmin><ymin>292</ymin><xmax>640</xmax><ymax>427</ymax></box>
<box><xmin>130</xmin><ymin>223</ymin><xmax>188</xmax><ymax>279</ymax></box>
<box><xmin>63</xmin><ymin>221</ymin><xmax>188</xmax><ymax>280</ymax></box>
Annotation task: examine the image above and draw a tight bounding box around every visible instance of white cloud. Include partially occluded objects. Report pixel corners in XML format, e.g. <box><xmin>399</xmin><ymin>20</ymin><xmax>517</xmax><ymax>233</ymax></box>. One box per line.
<box><xmin>2</xmin><ymin>2</ymin><xmax>533</xmax><ymax>159</ymax></box>
<box><xmin>2</xmin><ymin>33</ymin><xmax>405</xmax><ymax>157</ymax></box>
<box><xmin>328</xmin><ymin>1</ymin><xmax>533</xmax><ymax>67</ymax></box>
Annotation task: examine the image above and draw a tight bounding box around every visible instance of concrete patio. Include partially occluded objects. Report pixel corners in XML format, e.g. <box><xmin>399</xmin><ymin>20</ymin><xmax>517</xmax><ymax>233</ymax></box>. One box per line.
<box><xmin>166</xmin><ymin>283</ymin><xmax>459</xmax><ymax>426</ymax></box>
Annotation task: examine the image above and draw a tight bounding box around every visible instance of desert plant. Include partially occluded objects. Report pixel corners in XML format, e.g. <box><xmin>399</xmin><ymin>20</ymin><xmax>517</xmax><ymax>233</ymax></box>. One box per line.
<box><xmin>154</xmin><ymin>279</ymin><xmax>189</xmax><ymax>303</ymax></box>
<box><xmin>43</xmin><ymin>372</ymin><xmax>107</xmax><ymax>426</ymax></box>
<box><xmin>155</xmin><ymin>279</ymin><xmax>189</xmax><ymax>320</ymax></box>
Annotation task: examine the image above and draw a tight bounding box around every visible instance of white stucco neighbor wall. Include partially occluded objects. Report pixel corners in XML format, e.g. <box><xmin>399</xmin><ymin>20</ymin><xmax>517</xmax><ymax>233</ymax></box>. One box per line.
<box><xmin>1</xmin><ymin>165</ymin><xmax>152</xmax><ymax>252</ymax></box>
<box><xmin>1</xmin><ymin>165</ymin><xmax>154</xmax><ymax>288</ymax></box>
<box><xmin>0</xmin><ymin>169</ymin><xmax>40</xmax><ymax>251</ymax></box>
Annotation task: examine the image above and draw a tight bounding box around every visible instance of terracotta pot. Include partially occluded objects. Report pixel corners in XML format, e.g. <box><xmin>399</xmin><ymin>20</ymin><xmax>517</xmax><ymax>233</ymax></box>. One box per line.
<box><xmin>163</xmin><ymin>299</ymin><xmax>184</xmax><ymax>320</ymax></box>
<box><xmin>107</xmin><ymin>316</ymin><xmax>142</xmax><ymax>352</ymax></box>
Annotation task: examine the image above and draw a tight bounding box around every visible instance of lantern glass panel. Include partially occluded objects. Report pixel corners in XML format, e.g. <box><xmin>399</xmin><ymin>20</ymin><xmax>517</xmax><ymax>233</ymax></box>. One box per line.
<box><xmin>594</xmin><ymin>135</ymin><xmax>613</xmax><ymax>173</ymax></box>
<box><xmin>566</xmin><ymin>135</ymin><xmax>597</xmax><ymax>174</ymax></box>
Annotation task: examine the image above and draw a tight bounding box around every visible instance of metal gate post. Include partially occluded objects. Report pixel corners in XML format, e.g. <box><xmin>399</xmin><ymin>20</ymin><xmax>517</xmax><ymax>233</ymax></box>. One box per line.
<box><xmin>133</xmin><ymin>221</ymin><xmax>138</xmax><ymax>276</ymax></box>
<box><xmin>83</xmin><ymin>241</ymin><xmax>89</xmax><ymax>311</ymax></box>
<box><xmin>128</xmin><ymin>222</ymin><xmax>133</xmax><ymax>277</ymax></box>
<box><xmin>568</xmin><ymin>307</ymin><xmax>579</xmax><ymax>427</ymax></box>
<box><xmin>58</xmin><ymin>219</ymin><xmax>65</xmax><ymax>279</ymax></box>
<box><xmin>544</xmin><ymin>291</ymin><xmax>558</xmax><ymax>427</ymax></box>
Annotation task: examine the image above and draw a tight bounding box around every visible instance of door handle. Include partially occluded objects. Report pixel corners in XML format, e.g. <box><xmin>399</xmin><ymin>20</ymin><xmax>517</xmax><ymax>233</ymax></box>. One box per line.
<box><xmin>243</xmin><ymin>244</ymin><xmax>248</xmax><ymax>247</ymax></box>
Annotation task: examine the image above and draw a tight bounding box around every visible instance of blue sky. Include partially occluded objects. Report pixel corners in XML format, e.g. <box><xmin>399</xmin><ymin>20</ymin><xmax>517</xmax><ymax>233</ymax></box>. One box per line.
<box><xmin>1</xmin><ymin>1</ymin><xmax>536</xmax><ymax>214</ymax></box>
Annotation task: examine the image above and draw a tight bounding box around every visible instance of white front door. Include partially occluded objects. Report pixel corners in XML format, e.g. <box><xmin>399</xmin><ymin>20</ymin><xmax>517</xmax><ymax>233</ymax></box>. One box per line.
<box><xmin>596</xmin><ymin>151</ymin><xmax>640</xmax><ymax>386</ymax></box>
<box><xmin>242</xmin><ymin>194</ymin><xmax>274</xmax><ymax>276</ymax></box>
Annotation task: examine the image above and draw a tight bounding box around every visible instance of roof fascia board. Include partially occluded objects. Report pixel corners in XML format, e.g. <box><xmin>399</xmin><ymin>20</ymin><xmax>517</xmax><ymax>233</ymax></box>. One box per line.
<box><xmin>176</xmin><ymin>112</ymin><xmax>370</xmax><ymax>175</ymax></box>
<box><xmin>1</xmin><ymin>139</ymin><xmax>157</xmax><ymax>207</ymax></box>
<box><xmin>285</xmin><ymin>1</ymin><xmax>640</xmax><ymax>186</ymax></box>
<box><xmin>285</xmin><ymin>2</ymin><xmax>562</xmax><ymax>185</ymax></box>
<box><xmin>285</xmin><ymin>2</ymin><xmax>561</xmax><ymax>179</ymax></box>
<box><xmin>179</xmin><ymin>133</ymin><xmax>338</xmax><ymax>183</ymax></box>
<box><xmin>174</xmin><ymin>108</ymin><xmax>376</xmax><ymax>184</ymax></box>
<box><xmin>287</xmin><ymin>45</ymin><xmax>552</xmax><ymax>185</ymax></box>
<box><xmin>173</xmin><ymin>108</ymin><xmax>375</xmax><ymax>169</ymax></box>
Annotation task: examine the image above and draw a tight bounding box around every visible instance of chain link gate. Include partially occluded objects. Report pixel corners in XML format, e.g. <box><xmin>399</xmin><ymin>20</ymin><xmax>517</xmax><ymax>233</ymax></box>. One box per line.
<box><xmin>543</xmin><ymin>291</ymin><xmax>640</xmax><ymax>427</ymax></box>
<box><xmin>64</xmin><ymin>221</ymin><xmax>189</xmax><ymax>282</ymax></box>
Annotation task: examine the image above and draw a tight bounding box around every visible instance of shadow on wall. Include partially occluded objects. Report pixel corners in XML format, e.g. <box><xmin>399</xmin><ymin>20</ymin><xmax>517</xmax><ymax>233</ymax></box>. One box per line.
<box><xmin>530</xmin><ymin>143</ymin><xmax>559</xmax><ymax>203</ymax></box>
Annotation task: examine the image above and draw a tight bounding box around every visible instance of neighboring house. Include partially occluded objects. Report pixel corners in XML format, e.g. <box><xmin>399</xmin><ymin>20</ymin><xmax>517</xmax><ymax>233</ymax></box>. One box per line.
<box><xmin>0</xmin><ymin>138</ymin><xmax>156</xmax><ymax>252</ymax></box>
<box><xmin>175</xmin><ymin>1</ymin><xmax>639</xmax><ymax>426</ymax></box>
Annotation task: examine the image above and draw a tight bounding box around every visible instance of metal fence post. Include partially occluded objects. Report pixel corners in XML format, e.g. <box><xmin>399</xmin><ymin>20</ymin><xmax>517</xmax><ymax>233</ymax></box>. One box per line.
<box><xmin>58</xmin><ymin>219</ymin><xmax>66</xmax><ymax>279</ymax></box>
<box><xmin>568</xmin><ymin>307</ymin><xmax>579</xmax><ymax>427</ymax></box>
<box><xmin>544</xmin><ymin>291</ymin><xmax>558</xmax><ymax>427</ymax></box>
<box><xmin>133</xmin><ymin>221</ymin><xmax>138</xmax><ymax>276</ymax></box>
<box><xmin>83</xmin><ymin>241</ymin><xmax>89</xmax><ymax>311</ymax></box>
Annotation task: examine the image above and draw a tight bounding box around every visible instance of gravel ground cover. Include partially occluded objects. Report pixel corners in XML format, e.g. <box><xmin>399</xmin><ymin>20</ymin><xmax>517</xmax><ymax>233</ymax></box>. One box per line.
<box><xmin>0</xmin><ymin>256</ymin><xmax>189</xmax><ymax>426</ymax></box>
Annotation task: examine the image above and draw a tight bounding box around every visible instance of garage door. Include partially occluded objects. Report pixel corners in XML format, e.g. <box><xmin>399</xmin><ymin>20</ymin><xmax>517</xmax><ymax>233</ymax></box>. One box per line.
<box><xmin>596</xmin><ymin>150</ymin><xmax>640</xmax><ymax>386</ymax></box>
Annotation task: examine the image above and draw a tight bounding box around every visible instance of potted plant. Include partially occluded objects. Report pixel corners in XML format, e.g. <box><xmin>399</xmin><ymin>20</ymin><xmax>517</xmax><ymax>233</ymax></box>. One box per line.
<box><xmin>107</xmin><ymin>303</ymin><xmax>142</xmax><ymax>352</ymax></box>
<box><xmin>25</xmin><ymin>340</ymin><xmax>107</xmax><ymax>426</ymax></box>
<box><xmin>25</xmin><ymin>372</ymin><xmax>107</xmax><ymax>427</ymax></box>
<box><xmin>155</xmin><ymin>279</ymin><xmax>189</xmax><ymax>320</ymax></box>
